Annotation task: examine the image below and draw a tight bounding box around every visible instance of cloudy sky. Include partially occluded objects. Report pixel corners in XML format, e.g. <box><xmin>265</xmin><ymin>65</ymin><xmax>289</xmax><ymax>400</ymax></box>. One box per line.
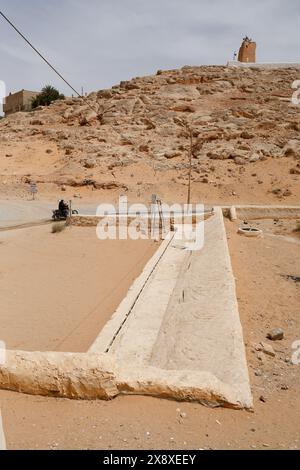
<box><xmin>0</xmin><ymin>0</ymin><xmax>299</xmax><ymax>97</ymax></box>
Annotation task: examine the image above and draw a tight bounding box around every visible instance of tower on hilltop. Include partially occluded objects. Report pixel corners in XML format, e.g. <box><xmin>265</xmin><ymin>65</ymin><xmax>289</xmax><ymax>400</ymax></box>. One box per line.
<box><xmin>238</xmin><ymin>36</ymin><xmax>256</xmax><ymax>63</ymax></box>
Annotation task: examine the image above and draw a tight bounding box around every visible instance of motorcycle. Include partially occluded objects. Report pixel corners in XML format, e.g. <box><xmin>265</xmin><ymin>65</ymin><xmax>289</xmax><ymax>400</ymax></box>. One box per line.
<box><xmin>52</xmin><ymin>208</ymin><xmax>79</xmax><ymax>221</ymax></box>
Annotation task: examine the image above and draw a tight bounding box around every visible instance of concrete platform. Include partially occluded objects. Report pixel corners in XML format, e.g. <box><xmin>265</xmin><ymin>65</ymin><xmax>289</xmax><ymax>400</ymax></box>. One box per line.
<box><xmin>91</xmin><ymin>207</ymin><xmax>252</xmax><ymax>409</ymax></box>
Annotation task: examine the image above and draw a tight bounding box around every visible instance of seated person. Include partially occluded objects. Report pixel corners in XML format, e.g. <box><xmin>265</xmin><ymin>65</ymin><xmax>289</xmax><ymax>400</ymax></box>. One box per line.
<box><xmin>58</xmin><ymin>200</ymin><xmax>69</xmax><ymax>217</ymax></box>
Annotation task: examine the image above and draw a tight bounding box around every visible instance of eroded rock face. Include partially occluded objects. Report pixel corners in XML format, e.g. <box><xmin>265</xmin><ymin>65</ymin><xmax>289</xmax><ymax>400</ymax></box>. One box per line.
<box><xmin>0</xmin><ymin>65</ymin><xmax>299</xmax><ymax>199</ymax></box>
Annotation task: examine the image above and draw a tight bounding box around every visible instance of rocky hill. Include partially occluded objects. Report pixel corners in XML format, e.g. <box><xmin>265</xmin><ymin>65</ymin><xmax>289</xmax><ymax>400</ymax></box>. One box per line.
<box><xmin>0</xmin><ymin>65</ymin><xmax>299</xmax><ymax>204</ymax></box>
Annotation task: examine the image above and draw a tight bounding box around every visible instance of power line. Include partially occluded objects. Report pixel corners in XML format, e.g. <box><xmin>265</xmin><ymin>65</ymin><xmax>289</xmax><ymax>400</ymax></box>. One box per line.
<box><xmin>0</xmin><ymin>10</ymin><xmax>82</xmax><ymax>98</ymax></box>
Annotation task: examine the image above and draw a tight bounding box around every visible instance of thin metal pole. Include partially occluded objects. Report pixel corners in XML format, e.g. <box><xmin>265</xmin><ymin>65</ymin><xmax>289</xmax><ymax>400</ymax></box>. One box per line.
<box><xmin>187</xmin><ymin>128</ymin><xmax>193</xmax><ymax>206</ymax></box>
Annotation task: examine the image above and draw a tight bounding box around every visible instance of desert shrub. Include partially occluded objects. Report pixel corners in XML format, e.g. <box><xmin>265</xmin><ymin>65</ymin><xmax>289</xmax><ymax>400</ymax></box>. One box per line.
<box><xmin>52</xmin><ymin>222</ymin><xmax>66</xmax><ymax>234</ymax></box>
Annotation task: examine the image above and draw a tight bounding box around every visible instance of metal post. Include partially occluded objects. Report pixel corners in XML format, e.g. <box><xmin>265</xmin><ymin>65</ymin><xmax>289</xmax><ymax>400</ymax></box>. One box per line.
<box><xmin>151</xmin><ymin>194</ymin><xmax>157</xmax><ymax>239</ymax></box>
<box><xmin>187</xmin><ymin>128</ymin><xmax>193</xmax><ymax>206</ymax></box>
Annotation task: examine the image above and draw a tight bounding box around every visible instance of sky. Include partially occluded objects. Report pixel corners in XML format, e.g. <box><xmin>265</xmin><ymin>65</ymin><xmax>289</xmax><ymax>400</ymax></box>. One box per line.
<box><xmin>0</xmin><ymin>0</ymin><xmax>299</xmax><ymax>98</ymax></box>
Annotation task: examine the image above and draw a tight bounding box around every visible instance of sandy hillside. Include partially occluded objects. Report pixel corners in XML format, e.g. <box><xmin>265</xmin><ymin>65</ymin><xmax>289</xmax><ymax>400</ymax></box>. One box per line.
<box><xmin>0</xmin><ymin>65</ymin><xmax>299</xmax><ymax>204</ymax></box>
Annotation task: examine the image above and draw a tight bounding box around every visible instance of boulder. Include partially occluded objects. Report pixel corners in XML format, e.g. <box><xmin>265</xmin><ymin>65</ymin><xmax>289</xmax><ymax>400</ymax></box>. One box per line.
<box><xmin>267</xmin><ymin>329</ymin><xmax>284</xmax><ymax>341</ymax></box>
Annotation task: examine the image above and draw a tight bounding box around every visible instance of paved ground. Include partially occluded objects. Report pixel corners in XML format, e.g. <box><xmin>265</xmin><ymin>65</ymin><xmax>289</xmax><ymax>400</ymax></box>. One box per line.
<box><xmin>0</xmin><ymin>200</ymin><xmax>100</xmax><ymax>228</ymax></box>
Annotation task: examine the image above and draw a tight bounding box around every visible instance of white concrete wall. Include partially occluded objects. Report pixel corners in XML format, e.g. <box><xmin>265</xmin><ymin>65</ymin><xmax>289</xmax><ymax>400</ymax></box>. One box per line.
<box><xmin>227</xmin><ymin>61</ymin><xmax>300</xmax><ymax>69</ymax></box>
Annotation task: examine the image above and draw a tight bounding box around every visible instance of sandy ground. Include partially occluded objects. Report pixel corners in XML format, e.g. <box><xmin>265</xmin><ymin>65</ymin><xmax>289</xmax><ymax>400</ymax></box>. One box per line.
<box><xmin>0</xmin><ymin>217</ymin><xmax>299</xmax><ymax>450</ymax></box>
<box><xmin>0</xmin><ymin>154</ymin><xmax>299</xmax><ymax>206</ymax></box>
<box><xmin>0</xmin><ymin>225</ymin><xmax>158</xmax><ymax>352</ymax></box>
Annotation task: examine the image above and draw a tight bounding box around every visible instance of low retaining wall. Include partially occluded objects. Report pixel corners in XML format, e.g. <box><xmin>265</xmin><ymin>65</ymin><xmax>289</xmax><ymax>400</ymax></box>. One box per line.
<box><xmin>0</xmin><ymin>351</ymin><xmax>118</xmax><ymax>400</ymax></box>
<box><xmin>223</xmin><ymin>205</ymin><xmax>300</xmax><ymax>220</ymax></box>
<box><xmin>227</xmin><ymin>61</ymin><xmax>300</xmax><ymax>69</ymax></box>
<box><xmin>70</xmin><ymin>215</ymin><xmax>140</xmax><ymax>227</ymax></box>
<box><xmin>70</xmin><ymin>213</ymin><xmax>210</xmax><ymax>228</ymax></box>
<box><xmin>0</xmin><ymin>350</ymin><xmax>250</xmax><ymax>409</ymax></box>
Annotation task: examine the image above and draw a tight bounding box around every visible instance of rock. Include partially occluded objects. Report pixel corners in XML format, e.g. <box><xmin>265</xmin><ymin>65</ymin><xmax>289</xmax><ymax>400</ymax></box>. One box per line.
<box><xmin>79</xmin><ymin>111</ymin><xmax>98</xmax><ymax>126</ymax></box>
<box><xmin>97</xmin><ymin>89</ymin><xmax>115</xmax><ymax>99</ymax></box>
<box><xmin>83</xmin><ymin>158</ymin><xmax>97</xmax><ymax>169</ymax></box>
<box><xmin>241</xmin><ymin>131</ymin><xmax>254</xmax><ymax>139</ymax></box>
<box><xmin>267</xmin><ymin>329</ymin><xmax>284</xmax><ymax>341</ymax></box>
<box><xmin>256</xmin><ymin>352</ymin><xmax>264</xmax><ymax>362</ymax></box>
<box><xmin>164</xmin><ymin>151</ymin><xmax>181</xmax><ymax>159</ymax></box>
<box><xmin>260</xmin><ymin>342</ymin><xmax>276</xmax><ymax>357</ymax></box>
<box><xmin>93</xmin><ymin>181</ymin><xmax>128</xmax><ymax>191</ymax></box>
<box><xmin>30</xmin><ymin>119</ymin><xmax>43</xmax><ymax>126</ymax></box>
<box><xmin>121</xmin><ymin>135</ymin><xmax>134</xmax><ymax>146</ymax></box>
<box><xmin>283</xmin><ymin>140</ymin><xmax>300</xmax><ymax>158</ymax></box>
<box><xmin>283</xmin><ymin>189</ymin><xmax>292</xmax><ymax>197</ymax></box>
<box><xmin>45</xmin><ymin>149</ymin><xmax>53</xmax><ymax>154</ymax></box>
<box><xmin>249</xmin><ymin>153</ymin><xmax>260</xmax><ymax>163</ymax></box>
<box><xmin>172</xmin><ymin>104</ymin><xmax>196</xmax><ymax>113</ymax></box>
<box><xmin>272</xmin><ymin>188</ymin><xmax>282</xmax><ymax>196</ymax></box>
<box><xmin>259</xmin><ymin>395</ymin><xmax>267</xmax><ymax>403</ymax></box>
<box><xmin>290</xmin><ymin>167</ymin><xmax>300</xmax><ymax>175</ymax></box>
<box><xmin>5</xmin><ymin>154</ymin><xmax>13</xmax><ymax>158</ymax></box>
<box><xmin>234</xmin><ymin>157</ymin><xmax>246</xmax><ymax>165</ymax></box>
<box><xmin>208</xmin><ymin>152</ymin><xmax>227</xmax><ymax>161</ymax></box>
<box><xmin>159</xmin><ymin>84</ymin><xmax>199</xmax><ymax>100</ymax></box>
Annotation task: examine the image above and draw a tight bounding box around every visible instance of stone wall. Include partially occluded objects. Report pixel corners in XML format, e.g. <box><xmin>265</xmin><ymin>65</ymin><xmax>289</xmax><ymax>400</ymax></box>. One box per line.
<box><xmin>223</xmin><ymin>205</ymin><xmax>300</xmax><ymax>220</ymax></box>
<box><xmin>3</xmin><ymin>90</ymin><xmax>39</xmax><ymax>116</ymax></box>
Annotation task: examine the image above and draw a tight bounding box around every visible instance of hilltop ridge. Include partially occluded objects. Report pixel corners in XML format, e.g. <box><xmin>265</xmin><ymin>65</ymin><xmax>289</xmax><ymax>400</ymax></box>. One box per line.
<box><xmin>0</xmin><ymin>65</ymin><xmax>299</xmax><ymax>203</ymax></box>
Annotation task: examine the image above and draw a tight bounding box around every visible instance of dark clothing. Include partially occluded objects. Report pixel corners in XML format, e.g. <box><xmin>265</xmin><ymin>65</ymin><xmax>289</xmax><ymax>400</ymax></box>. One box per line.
<box><xmin>58</xmin><ymin>200</ymin><xmax>69</xmax><ymax>217</ymax></box>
